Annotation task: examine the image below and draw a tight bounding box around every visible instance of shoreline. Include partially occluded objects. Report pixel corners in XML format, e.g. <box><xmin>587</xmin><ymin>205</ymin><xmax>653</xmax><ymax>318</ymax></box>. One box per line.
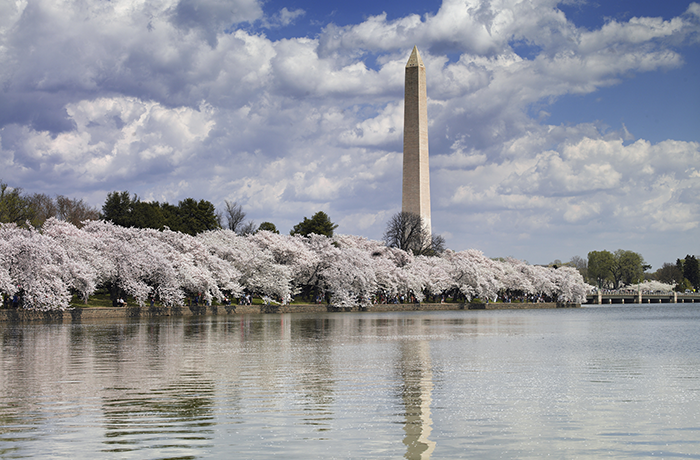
<box><xmin>0</xmin><ymin>301</ymin><xmax>580</xmax><ymax>322</ymax></box>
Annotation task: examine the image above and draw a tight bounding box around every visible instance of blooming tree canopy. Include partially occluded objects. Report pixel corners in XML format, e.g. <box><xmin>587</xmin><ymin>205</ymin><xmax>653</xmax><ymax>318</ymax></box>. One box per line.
<box><xmin>0</xmin><ymin>220</ymin><xmax>592</xmax><ymax>311</ymax></box>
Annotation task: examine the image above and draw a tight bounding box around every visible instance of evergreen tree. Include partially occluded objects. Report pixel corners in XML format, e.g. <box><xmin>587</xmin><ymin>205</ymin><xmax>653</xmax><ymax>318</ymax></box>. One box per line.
<box><xmin>290</xmin><ymin>211</ymin><xmax>338</xmax><ymax>238</ymax></box>
<box><xmin>130</xmin><ymin>201</ymin><xmax>166</xmax><ymax>230</ymax></box>
<box><xmin>257</xmin><ymin>222</ymin><xmax>279</xmax><ymax>234</ymax></box>
<box><xmin>683</xmin><ymin>255</ymin><xmax>699</xmax><ymax>290</ymax></box>
<box><xmin>176</xmin><ymin>198</ymin><xmax>220</xmax><ymax>235</ymax></box>
<box><xmin>101</xmin><ymin>191</ymin><xmax>134</xmax><ymax>227</ymax></box>
<box><xmin>101</xmin><ymin>191</ymin><xmax>220</xmax><ymax>235</ymax></box>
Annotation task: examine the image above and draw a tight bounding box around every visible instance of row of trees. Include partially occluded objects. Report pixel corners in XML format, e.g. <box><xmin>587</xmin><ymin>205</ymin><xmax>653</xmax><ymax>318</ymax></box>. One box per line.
<box><xmin>558</xmin><ymin>249</ymin><xmax>698</xmax><ymax>292</ymax></box>
<box><xmin>6</xmin><ymin>182</ymin><xmax>692</xmax><ymax>295</ymax></box>
<box><xmin>587</xmin><ymin>250</ymin><xmax>651</xmax><ymax>289</ymax></box>
<box><xmin>652</xmin><ymin>256</ymin><xmax>700</xmax><ymax>291</ymax></box>
<box><xmin>103</xmin><ymin>192</ymin><xmax>345</xmax><ymax>239</ymax></box>
<box><xmin>102</xmin><ymin>191</ymin><xmax>220</xmax><ymax>236</ymax></box>
<box><xmin>0</xmin><ymin>218</ymin><xmax>589</xmax><ymax>311</ymax></box>
<box><xmin>1</xmin><ymin>183</ymin><xmax>336</xmax><ymax>239</ymax></box>
<box><xmin>1</xmin><ymin>182</ymin><xmax>99</xmax><ymax>228</ymax></box>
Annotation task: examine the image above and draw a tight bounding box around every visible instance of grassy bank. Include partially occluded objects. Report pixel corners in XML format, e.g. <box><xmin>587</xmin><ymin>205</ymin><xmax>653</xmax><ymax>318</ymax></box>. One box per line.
<box><xmin>67</xmin><ymin>292</ymin><xmax>322</xmax><ymax>309</ymax></box>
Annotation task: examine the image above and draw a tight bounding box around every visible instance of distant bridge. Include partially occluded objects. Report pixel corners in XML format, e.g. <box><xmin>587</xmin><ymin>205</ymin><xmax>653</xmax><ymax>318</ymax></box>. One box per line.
<box><xmin>586</xmin><ymin>291</ymin><xmax>700</xmax><ymax>304</ymax></box>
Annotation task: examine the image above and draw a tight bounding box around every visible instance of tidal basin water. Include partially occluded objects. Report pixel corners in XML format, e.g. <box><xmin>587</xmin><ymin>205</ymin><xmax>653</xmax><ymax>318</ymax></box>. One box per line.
<box><xmin>1</xmin><ymin>305</ymin><xmax>699</xmax><ymax>459</ymax></box>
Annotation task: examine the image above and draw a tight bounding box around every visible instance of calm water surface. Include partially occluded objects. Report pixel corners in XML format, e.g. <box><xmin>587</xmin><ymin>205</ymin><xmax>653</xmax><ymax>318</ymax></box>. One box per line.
<box><xmin>1</xmin><ymin>305</ymin><xmax>699</xmax><ymax>459</ymax></box>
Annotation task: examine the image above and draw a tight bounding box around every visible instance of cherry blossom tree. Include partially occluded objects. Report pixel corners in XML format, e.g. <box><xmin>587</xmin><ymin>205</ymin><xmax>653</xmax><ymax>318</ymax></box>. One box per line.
<box><xmin>627</xmin><ymin>280</ymin><xmax>674</xmax><ymax>293</ymax></box>
<box><xmin>320</xmin><ymin>246</ymin><xmax>377</xmax><ymax>308</ymax></box>
<box><xmin>411</xmin><ymin>255</ymin><xmax>453</xmax><ymax>302</ymax></box>
<box><xmin>551</xmin><ymin>266</ymin><xmax>590</xmax><ymax>303</ymax></box>
<box><xmin>0</xmin><ymin>223</ymin><xmax>78</xmax><ymax>311</ymax></box>
<box><xmin>248</xmin><ymin>230</ymin><xmax>320</xmax><ymax>298</ymax></box>
<box><xmin>444</xmin><ymin>249</ymin><xmax>504</xmax><ymax>301</ymax></box>
<box><xmin>42</xmin><ymin>218</ymin><xmax>101</xmax><ymax>303</ymax></box>
<box><xmin>81</xmin><ymin>220</ymin><xmax>176</xmax><ymax>306</ymax></box>
<box><xmin>500</xmin><ymin>258</ymin><xmax>533</xmax><ymax>297</ymax></box>
<box><xmin>153</xmin><ymin>227</ymin><xmax>242</xmax><ymax>305</ymax></box>
<box><xmin>198</xmin><ymin>229</ymin><xmax>291</xmax><ymax>302</ymax></box>
<box><xmin>291</xmin><ymin>233</ymin><xmax>342</xmax><ymax>302</ymax></box>
<box><xmin>371</xmin><ymin>250</ymin><xmax>404</xmax><ymax>302</ymax></box>
<box><xmin>0</xmin><ymin>238</ymin><xmax>16</xmax><ymax>299</ymax></box>
<box><xmin>0</xmin><ymin>219</ymin><xmax>591</xmax><ymax>311</ymax></box>
<box><xmin>336</xmin><ymin>235</ymin><xmax>406</xmax><ymax>302</ymax></box>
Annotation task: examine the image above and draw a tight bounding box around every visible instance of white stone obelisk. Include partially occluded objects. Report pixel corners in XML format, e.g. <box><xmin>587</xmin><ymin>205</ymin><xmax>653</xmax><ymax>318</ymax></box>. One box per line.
<box><xmin>402</xmin><ymin>46</ymin><xmax>431</xmax><ymax>236</ymax></box>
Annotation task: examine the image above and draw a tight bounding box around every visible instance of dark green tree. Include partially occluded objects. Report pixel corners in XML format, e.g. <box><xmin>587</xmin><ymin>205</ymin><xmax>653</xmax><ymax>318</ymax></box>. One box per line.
<box><xmin>2</xmin><ymin>182</ymin><xmax>99</xmax><ymax>228</ymax></box>
<box><xmin>101</xmin><ymin>191</ymin><xmax>220</xmax><ymax>235</ymax></box>
<box><xmin>130</xmin><ymin>201</ymin><xmax>166</xmax><ymax>230</ymax></box>
<box><xmin>101</xmin><ymin>191</ymin><xmax>134</xmax><ymax>227</ymax></box>
<box><xmin>588</xmin><ymin>249</ymin><xmax>649</xmax><ymax>288</ymax></box>
<box><xmin>683</xmin><ymin>255</ymin><xmax>699</xmax><ymax>290</ymax></box>
<box><xmin>587</xmin><ymin>250</ymin><xmax>615</xmax><ymax>288</ymax></box>
<box><xmin>290</xmin><ymin>211</ymin><xmax>338</xmax><ymax>238</ymax></box>
<box><xmin>176</xmin><ymin>198</ymin><xmax>220</xmax><ymax>235</ymax></box>
<box><xmin>613</xmin><ymin>249</ymin><xmax>649</xmax><ymax>287</ymax></box>
<box><xmin>160</xmin><ymin>202</ymin><xmax>185</xmax><ymax>232</ymax></box>
<box><xmin>654</xmin><ymin>262</ymin><xmax>683</xmax><ymax>285</ymax></box>
<box><xmin>257</xmin><ymin>222</ymin><xmax>279</xmax><ymax>234</ymax></box>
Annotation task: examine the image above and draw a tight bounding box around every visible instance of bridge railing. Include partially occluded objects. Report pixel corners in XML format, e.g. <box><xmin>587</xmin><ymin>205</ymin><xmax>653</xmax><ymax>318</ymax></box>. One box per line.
<box><xmin>585</xmin><ymin>290</ymin><xmax>700</xmax><ymax>304</ymax></box>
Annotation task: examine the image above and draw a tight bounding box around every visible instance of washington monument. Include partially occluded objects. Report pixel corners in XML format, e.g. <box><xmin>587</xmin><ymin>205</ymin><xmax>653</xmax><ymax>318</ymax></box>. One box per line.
<box><xmin>402</xmin><ymin>46</ymin><xmax>431</xmax><ymax>236</ymax></box>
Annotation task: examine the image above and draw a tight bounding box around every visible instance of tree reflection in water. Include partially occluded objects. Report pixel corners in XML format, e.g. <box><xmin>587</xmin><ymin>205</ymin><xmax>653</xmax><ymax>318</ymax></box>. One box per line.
<box><xmin>101</xmin><ymin>372</ymin><xmax>215</xmax><ymax>456</ymax></box>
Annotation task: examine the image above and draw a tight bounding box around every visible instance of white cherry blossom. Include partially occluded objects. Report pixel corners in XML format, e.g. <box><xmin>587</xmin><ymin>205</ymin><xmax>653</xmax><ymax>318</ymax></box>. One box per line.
<box><xmin>0</xmin><ymin>222</ymin><xmax>591</xmax><ymax>310</ymax></box>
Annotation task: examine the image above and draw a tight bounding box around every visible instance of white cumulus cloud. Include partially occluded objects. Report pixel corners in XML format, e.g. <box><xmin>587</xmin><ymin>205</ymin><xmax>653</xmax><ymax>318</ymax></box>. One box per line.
<box><xmin>0</xmin><ymin>0</ymin><xmax>698</xmax><ymax>268</ymax></box>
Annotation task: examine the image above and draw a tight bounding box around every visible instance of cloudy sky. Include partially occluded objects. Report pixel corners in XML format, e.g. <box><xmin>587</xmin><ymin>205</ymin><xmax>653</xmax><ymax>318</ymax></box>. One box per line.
<box><xmin>1</xmin><ymin>0</ymin><xmax>699</xmax><ymax>269</ymax></box>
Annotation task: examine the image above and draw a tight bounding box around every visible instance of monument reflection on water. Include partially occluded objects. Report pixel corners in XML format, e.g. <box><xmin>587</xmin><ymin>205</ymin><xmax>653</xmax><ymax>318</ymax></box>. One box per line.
<box><xmin>1</xmin><ymin>306</ymin><xmax>700</xmax><ymax>459</ymax></box>
<box><xmin>400</xmin><ymin>340</ymin><xmax>436</xmax><ymax>459</ymax></box>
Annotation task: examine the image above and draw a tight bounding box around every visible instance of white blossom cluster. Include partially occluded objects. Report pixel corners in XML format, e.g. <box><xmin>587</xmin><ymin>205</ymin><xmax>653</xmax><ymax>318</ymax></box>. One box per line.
<box><xmin>0</xmin><ymin>219</ymin><xmax>591</xmax><ymax>311</ymax></box>
<box><xmin>623</xmin><ymin>281</ymin><xmax>676</xmax><ymax>293</ymax></box>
